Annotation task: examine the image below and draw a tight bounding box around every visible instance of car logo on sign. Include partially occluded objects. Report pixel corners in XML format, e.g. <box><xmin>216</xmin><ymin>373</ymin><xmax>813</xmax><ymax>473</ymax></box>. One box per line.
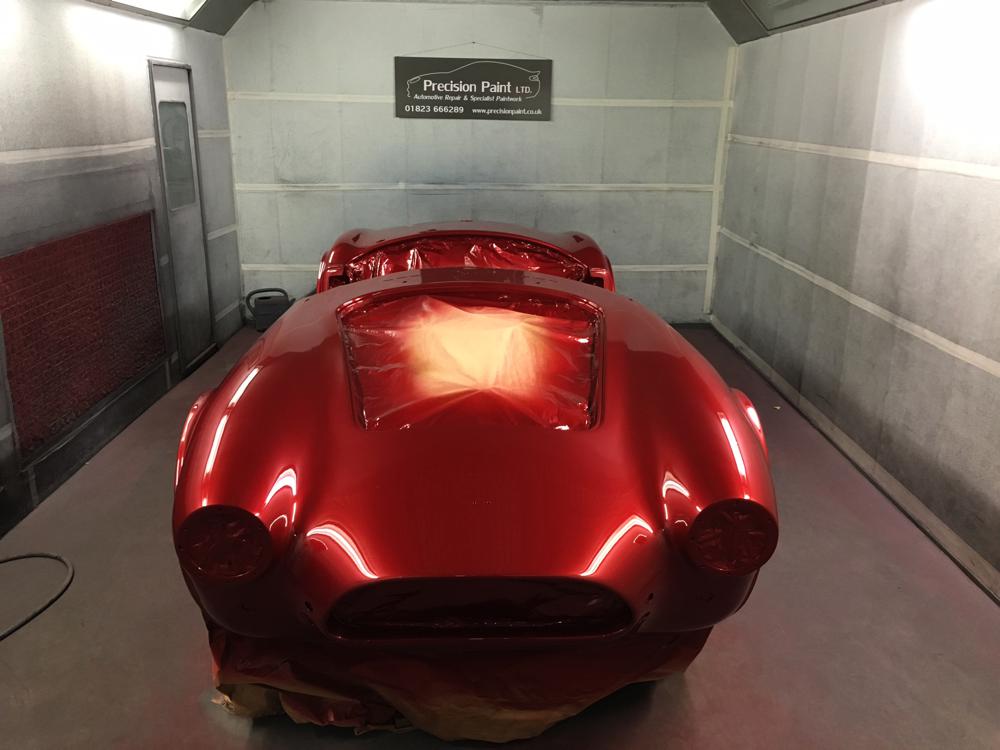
<box><xmin>406</xmin><ymin>60</ymin><xmax>543</xmax><ymax>99</ymax></box>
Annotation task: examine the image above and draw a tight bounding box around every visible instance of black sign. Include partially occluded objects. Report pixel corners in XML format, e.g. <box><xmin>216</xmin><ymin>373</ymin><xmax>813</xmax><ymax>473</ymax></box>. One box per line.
<box><xmin>394</xmin><ymin>57</ymin><xmax>552</xmax><ymax>121</ymax></box>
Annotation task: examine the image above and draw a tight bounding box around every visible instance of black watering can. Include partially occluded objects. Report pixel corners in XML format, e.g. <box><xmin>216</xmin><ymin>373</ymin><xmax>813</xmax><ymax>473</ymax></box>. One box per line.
<box><xmin>245</xmin><ymin>288</ymin><xmax>293</xmax><ymax>332</ymax></box>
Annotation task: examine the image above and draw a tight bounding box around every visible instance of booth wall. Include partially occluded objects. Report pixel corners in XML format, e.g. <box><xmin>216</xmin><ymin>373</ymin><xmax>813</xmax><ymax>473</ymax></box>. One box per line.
<box><xmin>713</xmin><ymin>0</ymin><xmax>1000</xmax><ymax>576</ymax></box>
<box><xmin>224</xmin><ymin>0</ymin><xmax>735</xmax><ymax>320</ymax></box>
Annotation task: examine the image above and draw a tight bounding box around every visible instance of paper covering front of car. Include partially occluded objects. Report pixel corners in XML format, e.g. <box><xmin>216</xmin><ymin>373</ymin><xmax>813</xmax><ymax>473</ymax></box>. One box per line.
<box><xmin>173</xmin><ymin>222</ymin><xmax>778</xmax><ymax>742</ymax></box>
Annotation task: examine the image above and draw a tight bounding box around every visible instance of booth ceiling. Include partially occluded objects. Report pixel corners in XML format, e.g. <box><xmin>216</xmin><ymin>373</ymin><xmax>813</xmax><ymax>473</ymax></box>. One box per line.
<box><xmin>98</xmin><ymin>0</ymin><xmax>901</xmax><ymax>43</ymax></box>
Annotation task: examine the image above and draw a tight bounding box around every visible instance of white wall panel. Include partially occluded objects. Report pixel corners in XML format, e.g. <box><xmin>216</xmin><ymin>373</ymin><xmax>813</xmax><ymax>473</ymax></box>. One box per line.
<box><xmin>275</xmin><ymin>191</ymin><xmax>348</xmax><ymax>264</ymax></box>
<box><xmin>340</xmin><ymin>103</ymin><xmax>407</xmax><ymax>182</ymax></box>
<box><xmin>539</xmin><ymin>6</ymin><xmax>612</xmax><ymax>98</ymax></box>
<box><xmin>198</xmin><ymin>137</ymin><xmax>238</xmax><ymax>232</ymax></box>
<box><xmin>616</xmin><ymin>269</ymin><xmax>707</xmax><ymax>322</ymax></box>
<box><xmin>225</xmin><ymin>0</ymin><xmax>735</xmax><ymax>321</ymax></box>
<box><xmin>235</xmin><ymin>191</ymin><xmax>281</xmax><ymax>263</ymax></box>
<box><xmin>222</xmin><ymin>2</ymin><xmax>272</xmax><ymax>92</ymax></box>
<box><xmin>717</xmin><ymin>0</ymin><xmax>1000</xmax><ymax>575</ymax></box>
<box><xmin>603</xmin><ymin>108</ymin><xmax>721</xmax><ymax>184</ymax></box>
<box><xmin>230</xmin><ymin>99</ymin><xmax>277</xmax><ymax>183</ymax></box>
<box><xmin>342</xmin><ymin>190</ymin><xmax>410</xmax><ymax>230</ymax></box>
<box><xmin>207</xmin><ymin>230</ymin><xmax>242</xmax><ymax>333</ymax></box>
<box><xmin>271</xmin><ymin>102</ymin><xmax>344</xmax><ymax>184</ymax></box>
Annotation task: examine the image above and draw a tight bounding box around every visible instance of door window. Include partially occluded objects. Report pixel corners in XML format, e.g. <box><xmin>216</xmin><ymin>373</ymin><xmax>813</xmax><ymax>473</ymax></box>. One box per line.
<box><xmin>158</xmin><ymin>101</ymin><xmax>197</xmax><ymax>209</ymax></box>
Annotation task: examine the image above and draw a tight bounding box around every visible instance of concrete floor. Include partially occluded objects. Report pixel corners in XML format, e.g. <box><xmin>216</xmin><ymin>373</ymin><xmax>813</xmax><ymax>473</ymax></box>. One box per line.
<box><xmin>1</xmin><ymin>326</ymin><xmax>997</xmax><ymax>749</ymax></box>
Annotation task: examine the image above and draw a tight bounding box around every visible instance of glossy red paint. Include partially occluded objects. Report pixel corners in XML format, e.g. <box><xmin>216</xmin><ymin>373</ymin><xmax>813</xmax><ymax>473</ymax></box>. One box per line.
<box><xmin>173</xmin><ymin>223</ymin><xmax>777</xmax><ymax>741</ymax></box>
<box><xmin>733</xmin><ymin>387</ymin><xmax>768</xmax><ymax>458</ymax></box>
<box><xmin>316</xmin><ymin>220</ymin><xmax>616</xmax><ymax>293</ymax></box>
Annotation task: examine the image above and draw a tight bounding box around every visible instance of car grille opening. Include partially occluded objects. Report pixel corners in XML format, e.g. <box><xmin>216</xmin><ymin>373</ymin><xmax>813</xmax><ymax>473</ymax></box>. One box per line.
<box><xmin>327</xmin><ymin>577</ymin><xmax>631</xmax><ymax>638</ymax></box>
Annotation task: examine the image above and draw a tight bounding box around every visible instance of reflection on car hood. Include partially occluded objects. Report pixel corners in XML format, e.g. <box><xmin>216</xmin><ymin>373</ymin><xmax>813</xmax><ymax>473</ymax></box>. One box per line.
<box><xmin>178</xmin><ymin>268</ymin><xmax>774</xmax><ymax>582</ymax></box>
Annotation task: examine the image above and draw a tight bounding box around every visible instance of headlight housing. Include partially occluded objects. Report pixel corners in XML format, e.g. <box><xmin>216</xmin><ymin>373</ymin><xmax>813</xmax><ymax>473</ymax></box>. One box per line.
<box><xmin>175</xmin><ymin>505</ymin><xmax>273</xmax><ymax>582</ymax></box>
<box><xmin>685</xmin><ymin>499</ymin><xmax>778</xmax><ymax>576</ymax></box>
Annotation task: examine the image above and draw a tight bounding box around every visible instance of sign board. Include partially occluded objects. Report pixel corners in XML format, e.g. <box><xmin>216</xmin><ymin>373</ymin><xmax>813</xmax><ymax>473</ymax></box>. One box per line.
<box><xmin>394</xmin><ymin>57</ymin><xmax>552</xmax><ymax>121</ymax></box>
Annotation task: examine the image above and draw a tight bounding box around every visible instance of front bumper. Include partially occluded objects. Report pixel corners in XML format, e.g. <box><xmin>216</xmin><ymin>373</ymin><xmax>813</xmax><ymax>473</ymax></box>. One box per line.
<box><xmin>208</xmin><ymin>622</ymin><xmax>712</xmax><ymax>742</ymax></box>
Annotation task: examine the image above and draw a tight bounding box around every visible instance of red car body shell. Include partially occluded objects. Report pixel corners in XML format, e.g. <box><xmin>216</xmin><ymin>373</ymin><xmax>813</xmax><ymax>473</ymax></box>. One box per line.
<box><xmin>173</xmin><ymin>223</ymin><xmax>777</xmax><ymax>741</ymax></box>
<box><xmin>317</xmin><ymin>220</ymin><xmax>616</xmax><ymax>292</ymax></box>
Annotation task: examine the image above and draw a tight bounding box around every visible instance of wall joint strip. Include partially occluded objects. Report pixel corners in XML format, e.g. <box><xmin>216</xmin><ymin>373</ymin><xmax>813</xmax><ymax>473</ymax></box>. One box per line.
<box><xmin>729</xmin><ymin>134</ymin><xmax>1000</xmax><ymax>183</ymax></box>
<box><xmin>719</xmin><ymin>227</ymin><xmax>1000</xmax><ymax>380</ymax></box>
<box><xmin>703</xmin><ymin>45</ymin><xmax>739</xmax><ymax>314</ymax></box>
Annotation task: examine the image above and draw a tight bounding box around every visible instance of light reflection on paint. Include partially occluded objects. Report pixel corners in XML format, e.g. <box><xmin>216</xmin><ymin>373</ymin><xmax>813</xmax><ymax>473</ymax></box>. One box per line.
<box><xmin>661</xmin><ymin>476</ymin><xmax>691</xmax><ymax>524</ymax></box>
<box><xmin>229</xmin><ymin>367</ymin><xmax>261</xmax><ymax>407</ymax></box>
<box><xmin>661</xmin><ymin>478</ymin><xmax>690</xmax><ymax>498</ymax></box>
<box><xmin>264</xmin><ymin>468</ymin><xmax>297</xmax><ymax>506</ymax></box>
<box><xmin>204</xmin><ymin>414</ymin><xmax>229</xmax><ymax>476</ymax></box>
<box><xmin>307</xmin><ymin>524</ymin><xmax>378</xmax><ymax>579</ymax></box>
<box><xmin>745</xmin><ymin>405</ymin><xmax>762</xmax><ymax>432</ymax></box>
<box><xmin>406</xmin><ymin>303</ymin><xmax>553</xmax><ymax>400</ymax></box>
<box><xmin>580</xmin><ymin>514</ymin><xmax>654</xmax><ymax>577</ymax></box>
<box><xmin>719</xmin><ymin>414</ymin><xmax>748</xmax><ymax>481</ymax></box>
<box><xmin>179</xmin><ymin>407</ymin><xmax>196</xmax><ymax>447</ymax></box>
<box><xmin>344</xmin><ymin>295</ymin><xmax>595</xmax><ymax>431</ymax></box>
<box><xmin>175</xmin><ymin>406</ymin><xmax>198</xmax><ymax>488</ymax></box>
<box><xmin>200</xmin><ymin>368</ymin><xmax>262</xmax><ymax>506</ymax></box>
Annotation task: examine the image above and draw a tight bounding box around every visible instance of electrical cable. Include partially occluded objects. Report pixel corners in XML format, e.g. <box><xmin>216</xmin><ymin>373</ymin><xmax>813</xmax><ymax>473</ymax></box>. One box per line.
<box><xmin>0</xmin><ymin>553</ymin><xmax>74</xmax><ymax>641</ymax></box>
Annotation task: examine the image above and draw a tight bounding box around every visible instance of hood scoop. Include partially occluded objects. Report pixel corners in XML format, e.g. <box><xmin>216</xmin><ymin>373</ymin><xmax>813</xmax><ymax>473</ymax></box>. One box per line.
<box><xmin>340</xmin><ymin>291</ymin><xmax>600</xmax><ymax>431</ymax></box>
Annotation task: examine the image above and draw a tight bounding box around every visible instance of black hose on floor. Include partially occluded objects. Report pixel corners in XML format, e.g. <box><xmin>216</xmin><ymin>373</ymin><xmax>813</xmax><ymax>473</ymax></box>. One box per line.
<box><xmin>0</xmin><ymin>553</ymin><xmax>74</xmax><ymax>641</ymax></box>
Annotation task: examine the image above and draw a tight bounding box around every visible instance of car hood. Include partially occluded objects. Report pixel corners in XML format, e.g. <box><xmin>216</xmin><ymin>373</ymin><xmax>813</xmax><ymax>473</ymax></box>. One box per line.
<box><xmin>176</xmin><ymin>269</ymin><xmax>773</xmax><ymax>594</ymax></box>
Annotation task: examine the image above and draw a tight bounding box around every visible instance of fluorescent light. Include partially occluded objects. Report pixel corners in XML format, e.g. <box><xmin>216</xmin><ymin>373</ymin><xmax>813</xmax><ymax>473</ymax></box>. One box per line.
<box><xmin>68</xmin><ymin>4</ymin><xmax>176</xmax><ymax>63</ymax></box>
<box><xmin>87</xmin><ymin>1</ymin><xmax>208</xmax><ymax>22</ymax></box>
<box><xmin>0</xmin><ymin>0</ymin><xmax>21</xmax><ymax>51</ymax></box>
<box><xmin>905</xmin><ymin>0</ymin><xmax>1000</xmax><ymax>149</ymax></box>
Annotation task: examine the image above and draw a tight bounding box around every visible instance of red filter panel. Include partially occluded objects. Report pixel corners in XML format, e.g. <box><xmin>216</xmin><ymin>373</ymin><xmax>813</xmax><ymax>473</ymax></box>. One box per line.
<box><xmin>0</xmin><ymin>214</ymin><xmax>165</xmax><ymax>456</ymax></box>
